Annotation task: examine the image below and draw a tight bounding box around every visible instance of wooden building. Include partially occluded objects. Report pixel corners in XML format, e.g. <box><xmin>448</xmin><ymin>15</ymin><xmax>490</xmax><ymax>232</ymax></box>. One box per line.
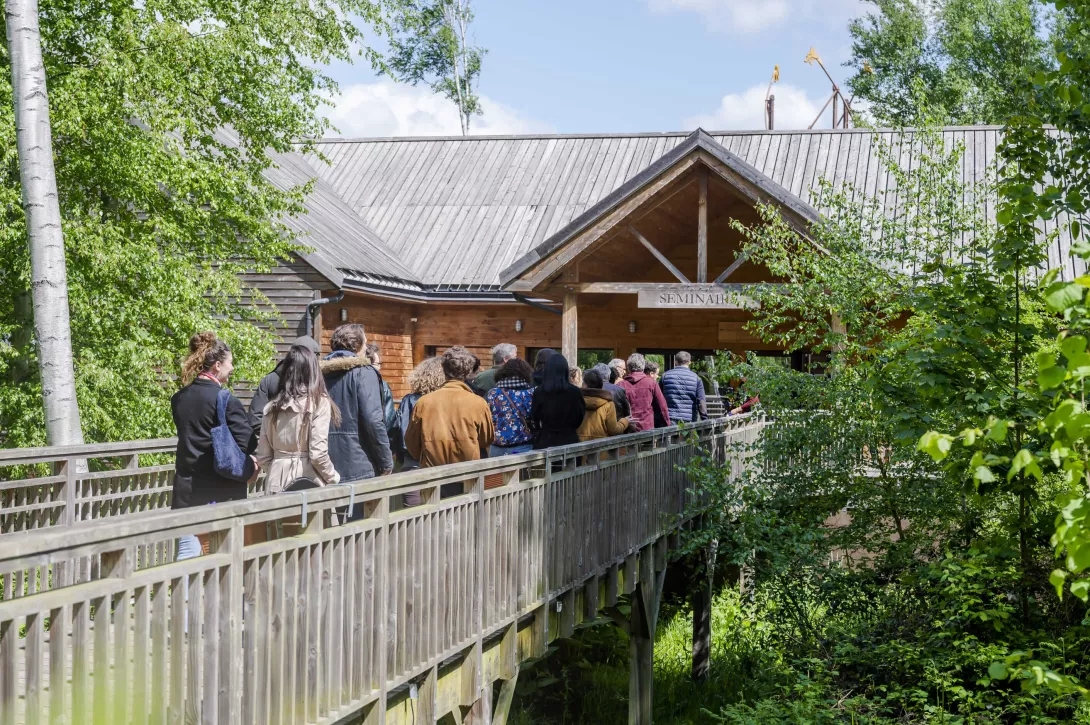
<box><xmin>250</xmin><ymin>125</ymin><xmax>1079</xmax><ymax>397</ymax></box>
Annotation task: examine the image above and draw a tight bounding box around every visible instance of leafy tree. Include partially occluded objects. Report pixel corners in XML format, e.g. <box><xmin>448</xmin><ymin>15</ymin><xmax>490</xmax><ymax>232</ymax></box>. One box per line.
<box><xmin>385</xmin><ymin>0</ymin><xmax>484</xmax><ymax>135</ymax></box>
<box><xmin>0</xmin><ymin>0</ymin><xmax>388</xmax><ymax>447</ymax></box>
<box><xmin>846</xmin><ymin>0</ymin><xmax>1052</xmax><ymax>125</ymax></box>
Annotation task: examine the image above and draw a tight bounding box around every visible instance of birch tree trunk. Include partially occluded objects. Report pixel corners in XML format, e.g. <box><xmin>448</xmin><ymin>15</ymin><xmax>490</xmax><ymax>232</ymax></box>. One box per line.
<box><xmin>6</xmin><ymin>0</ymin><xmax>85</xmax><ymax>446</ymax></box>
<box><xmin>456</xmin><ymin>0</ymin><xmax>471</xmax><ymax>134</ymax></box>
<box><xmin>441</xmin><ymin>0</ymin><xmax>468</xmax><ymax>135</ymax></box>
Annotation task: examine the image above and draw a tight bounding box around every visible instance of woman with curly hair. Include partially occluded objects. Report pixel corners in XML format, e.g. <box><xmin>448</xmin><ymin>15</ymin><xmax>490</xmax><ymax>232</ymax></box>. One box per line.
<box><xmin>171</xmin><ymin>332</ymin><xmax>258</xmax><ymax>559</ymax></box>
<box><xmin>397</xmin><ymin>357</ymin><xmax>447</xmax><ymax>475</ymax></box>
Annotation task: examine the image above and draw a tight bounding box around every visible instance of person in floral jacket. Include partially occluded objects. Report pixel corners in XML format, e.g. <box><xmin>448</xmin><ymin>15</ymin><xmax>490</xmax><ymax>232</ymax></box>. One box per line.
<box><xmin>485</xmin><ymin>358</ymin><xmax>536</xmax><ymax>456</ymax></box>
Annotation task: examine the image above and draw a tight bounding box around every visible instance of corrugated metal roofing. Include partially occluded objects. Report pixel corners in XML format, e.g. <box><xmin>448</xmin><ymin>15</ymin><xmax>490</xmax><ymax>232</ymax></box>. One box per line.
<box><xmin>298</xmin><ymin>126</ymin><xmax>1081</xmax><ymax>287</ymax></box>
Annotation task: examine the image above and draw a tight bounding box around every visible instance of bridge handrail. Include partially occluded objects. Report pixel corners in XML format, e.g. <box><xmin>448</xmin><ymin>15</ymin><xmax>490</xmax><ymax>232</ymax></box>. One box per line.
<box><xmin>0</xmin><ymin>414</ymin><xmax>764</xmax><ymax>725</ymax></box>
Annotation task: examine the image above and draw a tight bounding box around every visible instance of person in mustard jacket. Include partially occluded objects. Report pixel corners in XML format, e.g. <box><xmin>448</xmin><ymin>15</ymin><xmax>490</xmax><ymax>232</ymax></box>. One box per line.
<box><xmin>577</xmin><ymin>369</ymin><xmax>632</xmax><ymax>442</ymax></box>
<box><xmin>405</xmin><ymin>346</ymin><xmax>495</xmax><ymax>485</ymax></box>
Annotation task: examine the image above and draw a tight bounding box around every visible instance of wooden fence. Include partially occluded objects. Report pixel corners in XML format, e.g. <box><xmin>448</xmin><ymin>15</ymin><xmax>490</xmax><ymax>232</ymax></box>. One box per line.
<box><xmin>0</xmin><ymin>415</ymin><xmax>764</xmax><ymax>725</ymax></box>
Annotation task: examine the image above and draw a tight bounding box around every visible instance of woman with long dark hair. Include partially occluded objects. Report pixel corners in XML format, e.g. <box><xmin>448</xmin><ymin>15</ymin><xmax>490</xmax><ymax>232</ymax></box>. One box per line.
<box><xmin>256</xmin><ymin>344</ymin><xmax>342</xmax><ymax>493</ymax></box>
<box><xmin>530</xmin><ymin>354</ymin><xmax>585</xmax><ymax>450</ymax></box>
<box><xmin>532</xmin><ymin>348</ymin><xmax>556</xmax><ymax>387</ymax></box>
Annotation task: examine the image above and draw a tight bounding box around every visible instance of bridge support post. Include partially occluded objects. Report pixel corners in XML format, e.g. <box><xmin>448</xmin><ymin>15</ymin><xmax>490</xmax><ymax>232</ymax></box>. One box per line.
<box><xmin>607</xmin><ymin>541</ymin><xmax>666</xmax><ymax>725</ymax></box>
<box><xmin>690</xmin><ymin>548</ymin><xmax>713</xmax><ymax>683</ymax></box>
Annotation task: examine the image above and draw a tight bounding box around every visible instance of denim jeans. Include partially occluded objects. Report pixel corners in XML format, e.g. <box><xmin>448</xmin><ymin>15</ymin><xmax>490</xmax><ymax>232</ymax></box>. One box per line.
<box><xmin>175</xmin><ymin>534</ymin><xmax>202</xmax><ymax>561</ymax></box>
<box><xmin>489</xmin><ymin>443</ymin><xmax>533</xmax><ymax>457</ymax></box>
<box><xmin>174</xmin><ymin>535</ymin><xmax>202</xmax><ymax>633</ymax></box>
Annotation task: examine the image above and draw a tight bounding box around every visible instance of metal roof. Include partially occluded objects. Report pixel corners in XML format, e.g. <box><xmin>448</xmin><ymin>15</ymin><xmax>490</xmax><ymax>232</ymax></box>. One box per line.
<box><xmin>292</xmin><ymin>125</ymin><xmax>1081</xmax><ymax>288</ymax></box>
<box><xmin>263</xmin><ymin>146</ymin><xmax>420</xmax><ymax>287</ymax></box>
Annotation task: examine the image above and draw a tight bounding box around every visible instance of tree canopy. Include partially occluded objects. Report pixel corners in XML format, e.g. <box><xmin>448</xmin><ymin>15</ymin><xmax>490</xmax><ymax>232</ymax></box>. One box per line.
<box><xmin>846</xmin><ymin>0</ymin><xmax>1052</xmax><ymax>125</ymax></box>
<box><xmin>0</xmin><ymin>0</ymin><xmax>387</xmax><ymax>447</ymax></box>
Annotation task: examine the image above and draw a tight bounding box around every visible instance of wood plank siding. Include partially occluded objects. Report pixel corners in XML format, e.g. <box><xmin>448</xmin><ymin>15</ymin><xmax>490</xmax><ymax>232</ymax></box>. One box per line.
<box><xmin>236</xmin><ymin>255</ymin><xmax>330</xmax><ymax>403</ymax></box>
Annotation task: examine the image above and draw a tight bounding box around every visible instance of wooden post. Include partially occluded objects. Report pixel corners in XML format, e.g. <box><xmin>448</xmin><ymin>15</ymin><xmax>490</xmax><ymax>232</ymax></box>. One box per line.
<box><xmin>697</xmin><ymin>170</ymin><xmax>708</xmax><ymax>283</ymax></box>
<box><xmin>463</xmin><ymin>679</ymin><xmax>492</xmax><ymax>724</ymax></box>
<box><xmin>562</xmin><ymin>292</ymin><xmax>578</xmax><ymax>366</ymax></box>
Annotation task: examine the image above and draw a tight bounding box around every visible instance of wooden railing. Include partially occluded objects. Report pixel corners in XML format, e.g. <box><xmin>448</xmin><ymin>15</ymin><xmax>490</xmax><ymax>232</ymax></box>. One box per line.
<box><xmin>0</xmin><ymin>415</ymin><xmax>764</xmax><ymax>725</ymax></box>
<box><xmin>0</xmin><ymin>439</ymin><xmax>266</xmax><ymax>536</ymax></box>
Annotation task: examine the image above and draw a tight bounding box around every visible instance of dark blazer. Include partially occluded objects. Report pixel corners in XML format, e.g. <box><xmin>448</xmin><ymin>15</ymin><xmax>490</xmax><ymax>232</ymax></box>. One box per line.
<box><xmin>247</xmin><ymin>364</ymin><xmax>281</xmax><ymax>430</ymax></box>
<box><xmin>530</xmin><ymin>386</ymin><xmax>586</xmax><ymax>450</ymax></box>
<box><xmin>171</xmin><ymin>378</ymin><xmax>257</xmax><ymax>508</ymax></box>
<box><xmin>602</xmin><ymin>381</ymin><xmax>632</xmax><ymax>421</ymax></box>
<box><xmin>321</xmin><ymin>352</ymin><xmax>394</xmax><ymax>481</ymax></box>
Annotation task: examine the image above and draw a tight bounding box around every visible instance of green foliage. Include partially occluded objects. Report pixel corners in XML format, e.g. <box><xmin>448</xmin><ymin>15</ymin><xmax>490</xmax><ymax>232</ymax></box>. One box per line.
<box><xmin>0</xmin><ymin>0</ymin><xmax>388</xmax><ymax>446</ymax></box>
<box><xmin>384</xmin><ymin>0</ymin><xmax>484</xmax><ymax>132</ymax></box>
<box><xmin>846</xmin><ymin>0</ymin><xmax>1053</xmax><ymax>125</ymax></box>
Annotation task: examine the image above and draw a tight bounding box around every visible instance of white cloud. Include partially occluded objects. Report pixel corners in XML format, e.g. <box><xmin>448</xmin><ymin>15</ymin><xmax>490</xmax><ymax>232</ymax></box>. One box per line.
<box><xmin>684</xmin><ymin>83</ymin><xmax>833</xmax><ymax>131</ymax></box>
<box><xmin>647</xmin><ymin>0</ymin><xmax>862</xmax><ymax>34</ymax></box>
<box><xmin>323</xmin><ymin>81</ymin><xmax>554</xmax><ymax>138</ymax></box>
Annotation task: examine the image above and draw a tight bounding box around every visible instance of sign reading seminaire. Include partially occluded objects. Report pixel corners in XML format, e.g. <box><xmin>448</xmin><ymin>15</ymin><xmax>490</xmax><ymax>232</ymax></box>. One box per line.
<box><xmin>637</xmin><ymin>287</ymin><xmax>756</xmax><ymax>310</ymax></box>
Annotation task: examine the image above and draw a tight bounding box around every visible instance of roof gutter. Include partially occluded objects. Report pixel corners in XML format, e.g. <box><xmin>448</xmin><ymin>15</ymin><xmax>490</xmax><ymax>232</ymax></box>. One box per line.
<box><xmin>305</xmin><ymin>291</ymin><xmax>345</xmax><ymax>339</ymax></box>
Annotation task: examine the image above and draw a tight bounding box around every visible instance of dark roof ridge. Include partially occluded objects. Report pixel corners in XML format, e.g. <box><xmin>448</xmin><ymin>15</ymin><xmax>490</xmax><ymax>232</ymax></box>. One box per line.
<box><xmin>304</xmin><ymin>125</ymin><xmax>1008</xmax><ymax>145</ymax></box>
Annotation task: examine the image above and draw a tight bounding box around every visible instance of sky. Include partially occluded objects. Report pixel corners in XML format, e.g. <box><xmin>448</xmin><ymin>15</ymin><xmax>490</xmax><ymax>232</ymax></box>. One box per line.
<box><xmin>322</xmin><ymin>0</ymin><xmax>874</xmax><ymax>138</ymax></box>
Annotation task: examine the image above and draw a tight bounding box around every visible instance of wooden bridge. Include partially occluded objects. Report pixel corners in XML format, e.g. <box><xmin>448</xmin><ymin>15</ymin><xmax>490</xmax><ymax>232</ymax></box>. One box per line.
<box><xmin>0</xmin><ymin>415</ymin><xmax>763</xmax><ymax>725</ymax></box>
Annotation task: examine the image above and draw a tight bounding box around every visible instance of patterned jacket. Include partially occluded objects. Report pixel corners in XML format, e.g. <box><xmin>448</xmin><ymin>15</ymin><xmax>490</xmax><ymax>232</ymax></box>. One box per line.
<box><xmin>486</xmin><ymin>379</ymin><xmax>535</xmax><ymax>447</ymax></box>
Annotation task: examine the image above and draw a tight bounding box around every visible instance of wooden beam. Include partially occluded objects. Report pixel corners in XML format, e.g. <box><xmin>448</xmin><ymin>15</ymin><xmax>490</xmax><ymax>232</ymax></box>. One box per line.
<box><xmin>562</xmin><ymin>292</ymin><xmax>578</xmax><ymax>365</ymax></box>
<box><xmin>491</xmin><ymin>667</ymin><xmax>520</xmax><ymax>725</ymax></box>
<box><xmin>697</xmin><ymin>170</ymin><xmax>708</xmax><ymax>283</ymax></box>
<box><xmin>628</xmin><ymin>226</ymin><xmax>689</xmax><ymax>284</ymax></box>
<box><xmin>713</xmin><ymin>252</ymin><xmax>748</xmax><ymax>284</ymax></box>
<box><xmin>575</xmin><ymin>282</ymin><xmax>774</xmax><ymax>295</ymax></box>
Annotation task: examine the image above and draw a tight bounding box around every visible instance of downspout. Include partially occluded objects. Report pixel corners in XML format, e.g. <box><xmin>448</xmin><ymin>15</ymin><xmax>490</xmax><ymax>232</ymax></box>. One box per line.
<box><xmin>305</xmin><ymin>290</ymin><xmax>345</xmax><ymax>339</ymax></box>
<box><xmin>513</xmin><ymin>293</ymin><xmax>562</xmax><ymax>316</ymax></box>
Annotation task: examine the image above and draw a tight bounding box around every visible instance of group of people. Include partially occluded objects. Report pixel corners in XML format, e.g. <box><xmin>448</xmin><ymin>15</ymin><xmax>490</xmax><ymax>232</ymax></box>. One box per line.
<box><xmin>169</xmin><ymin>324</ymin><xmax>712</xmax><ymax>555</ymax></box>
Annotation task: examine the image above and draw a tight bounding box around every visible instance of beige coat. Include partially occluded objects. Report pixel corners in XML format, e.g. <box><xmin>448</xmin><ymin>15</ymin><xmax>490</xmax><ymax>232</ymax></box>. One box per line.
<box><xmin>256</xmin><ymin>395</ymin><xmax>340</xmax><ymax>494</ymax></box>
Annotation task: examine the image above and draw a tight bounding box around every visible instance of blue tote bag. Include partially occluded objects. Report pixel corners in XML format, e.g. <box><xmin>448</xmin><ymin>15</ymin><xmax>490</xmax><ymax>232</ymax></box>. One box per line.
<box><xmin>212</xmin><ymin>388</ymin><xmax>249</xmax><ymax>480</ymax></box>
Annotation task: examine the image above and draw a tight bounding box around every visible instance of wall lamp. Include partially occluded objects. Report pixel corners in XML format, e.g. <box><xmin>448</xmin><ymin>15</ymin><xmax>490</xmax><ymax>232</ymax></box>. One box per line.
<box><xmin>339</xmin><ymin>308</ymin><xmax>348</xmax><ymax>322</ymax></box>
<box><xmin>628</xmin><ymin>320</ymin><xmax>637</xmax><ymax>334</ymax></box>
<box><xmin>515</xmin><ymin>319</ymin><xmax>523</xmax><ymax>333</ymax></box>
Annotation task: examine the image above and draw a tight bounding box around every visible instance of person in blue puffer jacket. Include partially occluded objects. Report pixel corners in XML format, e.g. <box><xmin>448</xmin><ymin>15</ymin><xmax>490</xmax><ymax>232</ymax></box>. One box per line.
<box><xmin>659</xmin><ymin>351</ymin><xmax>708</xmax><ymax>423</ymax></box>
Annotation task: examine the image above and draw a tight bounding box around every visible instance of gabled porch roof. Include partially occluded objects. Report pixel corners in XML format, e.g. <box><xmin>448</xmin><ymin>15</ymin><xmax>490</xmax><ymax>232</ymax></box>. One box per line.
<box><xmin>498</xmin><ymin>129</ymin><xmax>821</xmax><ymax>293</ymax></box>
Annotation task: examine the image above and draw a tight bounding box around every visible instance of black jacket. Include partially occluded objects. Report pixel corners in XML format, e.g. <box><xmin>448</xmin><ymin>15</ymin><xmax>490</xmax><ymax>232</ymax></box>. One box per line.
<box><xmin>321</xmin><ymin>353</ymin><xmax>394</xmax><ymax>481</ymax></box>
<box><xmin>530</xmin><ymin>386</ymin><xmax>586</xmax><ymax>450</ymax></box>
<box><xmin>248</xmin><ymin>364</ymin><xmax>281</xmax><ymax>431</ymax></box>
<box><xmin>602</xmin><ymin>381</ymin><xmax>631</xmax><ymax>420</ymax></box>
<box><xmin>171</xmin><ymin>378</ymin><xmax>257</xmax><ymax>508</ymax></box>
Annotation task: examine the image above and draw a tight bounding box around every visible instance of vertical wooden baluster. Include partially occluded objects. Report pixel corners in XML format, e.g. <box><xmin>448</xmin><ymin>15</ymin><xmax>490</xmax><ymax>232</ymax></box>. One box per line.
<box><xmin>132</xmin><ymin>584</ymin><xmax>150</xmax><ymax>725</ymax></box>
<box><xmin>220</xmin><ymin>522</ymin><xmax>243</xmax><ymax>724</ymax></box>
<box><xmin>150</xmin><ymin>581</ymin><xmax>167</xmax><ymax>725</ymax></box>
<box><xmin>0</xmin><ymin>617</ymin><xmax>16</xmax><ymax>724</ymax></box>
<box><xmin>186</xmin><ymin>567</ymin><xmax>203</xmax><ymax>725</ymax></box>
<box><xmin>168</xmin><ymin>576</ymin><xmax>185</xmax><ymax>725</ymax></box>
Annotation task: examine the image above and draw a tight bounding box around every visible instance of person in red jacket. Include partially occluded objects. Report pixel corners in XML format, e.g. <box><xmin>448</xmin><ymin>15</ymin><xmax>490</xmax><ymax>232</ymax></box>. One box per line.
<box><xmin>618</xmin><ymin>353</ymin><xmax>670</xmax><ymax>431</ymax></box>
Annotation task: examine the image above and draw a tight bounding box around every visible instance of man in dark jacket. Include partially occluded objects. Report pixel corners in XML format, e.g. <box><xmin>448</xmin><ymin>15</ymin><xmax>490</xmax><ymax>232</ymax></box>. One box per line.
<box><xmin>660</xmin><ymin>351</ymin><xmax>708</xmax><ymax>423</ymax></box>
<box><xmin>364</xmin><ymin>341</ymin><xmax>401</xmax><ymax>454</ymax></box>
<box><xmin>248</xmin><ymin>335</ymin><xmax>322</xmax><ymax>430</ymax></box>
<box><xmin>321</xmin><ymin>324</ymin><xmax>394</xmax><ymax>488</ymax></box>
<box><xmin>619</xmin><ymin>353</ymin><xmax>671</xmax><ymax>431</ymax></box>
<box><xmin>592</xmin><ymin>362</ymin><xmax>632</xmax><ymax>422</ymax></box>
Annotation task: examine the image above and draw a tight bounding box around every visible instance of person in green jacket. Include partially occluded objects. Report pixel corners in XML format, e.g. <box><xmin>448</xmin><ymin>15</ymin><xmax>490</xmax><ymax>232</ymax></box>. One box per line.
<box><xmin>471</xmin><ymin>342</ymin><xmax>517</xmax><ymax>394</ymax></box>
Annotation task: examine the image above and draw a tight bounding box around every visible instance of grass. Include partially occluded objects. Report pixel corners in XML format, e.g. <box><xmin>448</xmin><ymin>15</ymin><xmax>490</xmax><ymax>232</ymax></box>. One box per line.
<box><xmin>509</xmin><ymin>586</ymin><xmax>788</xmax><ymax>724</ymax></box>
